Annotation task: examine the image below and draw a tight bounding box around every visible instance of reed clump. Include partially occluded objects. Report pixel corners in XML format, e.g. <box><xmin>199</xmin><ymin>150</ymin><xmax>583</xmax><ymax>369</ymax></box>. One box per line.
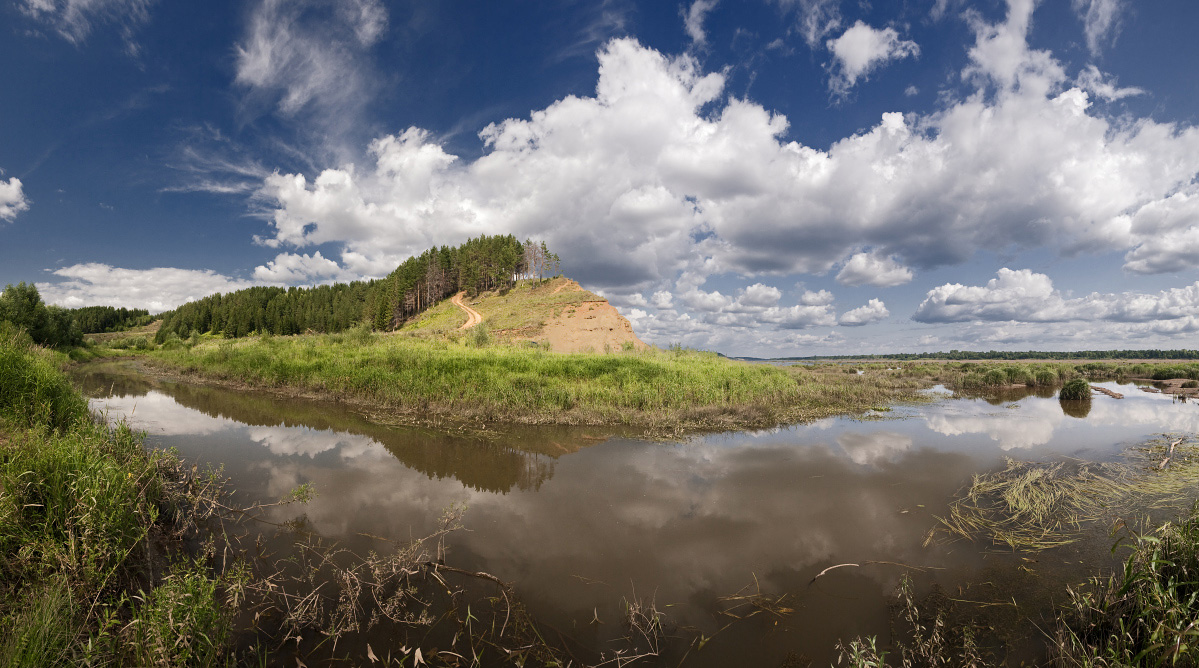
<box><xmin>1059</xmin><ymin>379</ymin><xmax>1092</xmax><ymax>401</ymax></box>
<box><xmin>1054</xmin><ymin>506</ymin><xmax>1199</xmax><ymax>667</ymax></box>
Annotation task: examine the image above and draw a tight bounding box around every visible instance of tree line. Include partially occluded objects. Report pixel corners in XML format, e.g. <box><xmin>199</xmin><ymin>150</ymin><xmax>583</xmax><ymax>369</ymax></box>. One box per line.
<box><xmin>0</xmin><ymin>283</ymin><xmax>83</xmax><ymax>347</ymax></box>
<box><xmin>1</xmin><ymin>284</ymin><xmax>157</xmax><ymax>348</ymax></box>
<box><xmin>156</xmin><ymin>235</ymin><xmax>560</xmax><ymax>341</ymax></box>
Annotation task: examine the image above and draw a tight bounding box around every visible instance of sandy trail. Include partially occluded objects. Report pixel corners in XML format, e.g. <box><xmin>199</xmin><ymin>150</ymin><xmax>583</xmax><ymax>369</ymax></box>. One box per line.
<box><xmin>451</xmin><ymin>292</ymin><xmax>483</xmax><ymax>329</ymax></box>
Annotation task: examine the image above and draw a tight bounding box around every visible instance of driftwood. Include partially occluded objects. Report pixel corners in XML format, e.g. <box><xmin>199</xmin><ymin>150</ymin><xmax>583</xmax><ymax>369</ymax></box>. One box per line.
<box><xmin>1092</xmin><ymin>386</ymin><xmax>1123</xmax><ymax>399</ymax></box>
<box><xmin>1160</xmin><ymin>438</ymin><xmax>1185</xmax><ymax>470</ymax></box>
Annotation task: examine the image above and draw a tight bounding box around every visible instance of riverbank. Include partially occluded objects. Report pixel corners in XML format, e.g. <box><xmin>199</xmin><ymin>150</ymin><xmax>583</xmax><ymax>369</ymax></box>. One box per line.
<box><xmin>0</xmin><ymin>328</ymin><xmax>238</xmax><ymax>665</ymax></box>
<box><xmin>135</xmin><ymin>332</ymin><xmax>930</xmax><ymax>435</ymax></box>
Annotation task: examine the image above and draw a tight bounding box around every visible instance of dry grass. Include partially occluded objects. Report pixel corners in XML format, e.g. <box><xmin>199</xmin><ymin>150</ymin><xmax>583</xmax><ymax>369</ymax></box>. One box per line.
<box><xmin>402</xmin><ymin>277</ymin><xmax>600</xmax><ymax>339</ymax></box>
<box><xmin>930</xmin><ymin>436</ymin><xmax>1199</xmax><ymax>553</ymax></box>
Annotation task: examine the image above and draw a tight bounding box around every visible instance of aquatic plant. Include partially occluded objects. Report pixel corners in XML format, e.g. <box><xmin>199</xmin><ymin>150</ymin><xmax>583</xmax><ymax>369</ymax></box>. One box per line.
<box><xmin>1059</xmin><ymin>379</ymin><xmax>1092</xmax><ymax>401</ymax></box>
<box><xmin>1054</xmin><ymin>506</ymin><xmax>1199</xmax><ymax>666</ymax></box>
<box><xmin>930</xmin><ymin>459</ymin><xmax>1131</xmax><ymax>552</ymax></box>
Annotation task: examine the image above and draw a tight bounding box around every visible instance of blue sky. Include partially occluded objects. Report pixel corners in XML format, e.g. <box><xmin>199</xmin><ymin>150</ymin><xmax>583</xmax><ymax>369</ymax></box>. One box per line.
<box><xmin>3</xmin><ymin>0</ymin><xmax>1199</xmax><ymax>356</ymax></box>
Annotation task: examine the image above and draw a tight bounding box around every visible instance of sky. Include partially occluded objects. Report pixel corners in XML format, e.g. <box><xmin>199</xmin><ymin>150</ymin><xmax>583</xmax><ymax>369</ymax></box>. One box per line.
<box><xmin>3</xmin><ymin>0</ymin><xmax>1199</xmax><ymax>357</ymax></box>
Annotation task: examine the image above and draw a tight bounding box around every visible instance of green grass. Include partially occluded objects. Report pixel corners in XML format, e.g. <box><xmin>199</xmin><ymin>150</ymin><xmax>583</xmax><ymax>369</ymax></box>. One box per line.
<box><xmin>1060</xmin><ymin>378</ymin><xmax>1092</xmax><ymax>400</ymax></box>
<box><xmin>0</xmin><ymin>327</ymin><xmax>237</xmax><ymax>666</ymax></box>
<box><xmin>1056</xmin><ymin>506</ymin><xmax>1199</xmax><ymax>666</ymax></box>
<box><xmin>142</xmin><ymin>332</ymin><xmax>926</xmax><ymax>433</ymax></box>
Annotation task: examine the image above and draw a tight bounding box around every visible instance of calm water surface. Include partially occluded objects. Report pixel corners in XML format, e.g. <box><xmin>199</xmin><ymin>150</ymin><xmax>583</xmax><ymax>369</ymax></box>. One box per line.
<box><xmin>72</xmin><ymin>363</ymin><xmax>1199</xmax><ymax>665</ymax></box>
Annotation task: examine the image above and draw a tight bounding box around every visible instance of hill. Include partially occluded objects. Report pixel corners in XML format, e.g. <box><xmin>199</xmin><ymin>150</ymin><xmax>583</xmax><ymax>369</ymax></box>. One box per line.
<box><xmin>401</xmin><ymin>277</ymin><xmax>646</xmax><ymax>353</ymax></box>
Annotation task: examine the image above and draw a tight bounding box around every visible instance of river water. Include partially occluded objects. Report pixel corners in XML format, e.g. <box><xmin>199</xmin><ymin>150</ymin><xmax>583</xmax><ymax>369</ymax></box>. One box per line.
<box><xmin>71</xmin><ymin>362</ymin><xmax>1199</xmax><ymax>665</ymax></box>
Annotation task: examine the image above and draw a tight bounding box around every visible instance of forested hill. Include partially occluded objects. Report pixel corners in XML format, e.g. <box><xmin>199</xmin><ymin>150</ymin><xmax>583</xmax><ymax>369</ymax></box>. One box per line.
<box><xmin>155</xmin><ymin>235</ymin><xmax>560</xmax><ymax>341</ymax></box>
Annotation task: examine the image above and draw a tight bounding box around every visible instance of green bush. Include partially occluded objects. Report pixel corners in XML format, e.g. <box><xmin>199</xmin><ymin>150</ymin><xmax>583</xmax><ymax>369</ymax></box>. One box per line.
<box><xmin>983</xmin><ymin>369</ymin><xmax>1008</xmax><ymax>386</ymax></box>
<box><xmin>1059</xmin><ymin>379</ymin><xmax>1092</xmax><ymax>401</ymax></box>
<box><xmin>1034</xmin><ymin>370</ymin><xmax>1058</xmax><ymax>387</ymax></box>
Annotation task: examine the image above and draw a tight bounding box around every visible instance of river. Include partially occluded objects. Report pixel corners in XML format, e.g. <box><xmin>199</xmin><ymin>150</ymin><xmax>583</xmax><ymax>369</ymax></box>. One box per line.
<box><xmin>71</xmin><ymin>361</ymin><xmax>1199</xmax><ymax>665</ymax></box>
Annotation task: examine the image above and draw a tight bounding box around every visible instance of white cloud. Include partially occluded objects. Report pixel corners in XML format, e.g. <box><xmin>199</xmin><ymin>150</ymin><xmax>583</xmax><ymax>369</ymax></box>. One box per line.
<box><xmin>759</xmin><ymin>303</ymin><xmax>837</xmax><ymax>329</ymax></box>
<box><xmin>250</xmin><ymin>6</ymin><xmax>1199</xmax><ymax>333</ymax></box>
<box><xmin>826</xmin><ymin>21</ymin><xmax>919</xmax><ymax>97</ymax></box>
<box><xmin>0</xmin><ymin>177</ymin><xmax>30</xmax><ymax>221</ymax></box>
<box><xmin>799</xmin><ymin>289</ymin><xmax>834</xmax><ymax>306</ymax></box>
<box><xmin>1075</xmin><ymin>64</ymin><xmax>1142</xmax><ymax>101</ymax></box>
<box><xmin>651</xmin><ymin>290</ymin><xmax>674</xmax><ymax>309</ymax></box>
<box><xmin>1072</xmin><ymin>0</ymin><xmax>1125</xmax><ymax>57</ymax></box>
<box><xmin>252</xmin><ymin>251</ymin><xmax>352</xmax><ymax>283</ymax></box>
<box><xmin>914</xmin><ymin>268</ymin><xmax>1199</xmax><ymax>327</ymax></box>
<box><xmin>1123</xmin><ymin>192</ymin><xmax>1199</xmax><ymax>274</ymax></box>
<box><xmin>835</xmin><ymin>251</ymin><xmax>913</xmax><ymax>287</ymax></box>
<box><xmin>37</xmin><ymin>263</ymin><xmax>259</xmax><ymax>313</ymax></box>
<box><xmin>235</xmin><ymin>0</ymin><xmax>387</xmax><ymax>123</ymax></box>
<box><xmin>739</xmin><ymin>283</ymin><xmax>782</xmax><ymax>308</ymax></box>
<box><xmin>20</xmin><ymin>0</ymin><xmax>152</xmax><ymax>53</ymax></box>
<box><xmin>682</xmin><ymin>0</ymin><xmax>718</xmax><ymax>46</ymax></box>
<box><xmin>776</xmin><ymin>0</ymin><xmax>842</xmax><ymax>48</ymax></box>
<box><xmin>839</xmin><ymin>298</ymin><xmax>889</xmax><ymax>327</ymax></box>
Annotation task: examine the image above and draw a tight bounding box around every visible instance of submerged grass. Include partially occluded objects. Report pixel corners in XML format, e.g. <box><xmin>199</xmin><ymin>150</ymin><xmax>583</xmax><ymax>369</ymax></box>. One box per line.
<box><xmin>930</xmin><ymin>459</ymin><xmax>1133</xmax><ymax>552</ymax></box>
<box><xmin>141</xmin><ymin>332</ymin><xmax>927</xmax><ymax>434</ymax></box>
<box><xmin>931</xmin><ymin>436</ymin><xmax>1199</xmax><ymax>553</ymax></box>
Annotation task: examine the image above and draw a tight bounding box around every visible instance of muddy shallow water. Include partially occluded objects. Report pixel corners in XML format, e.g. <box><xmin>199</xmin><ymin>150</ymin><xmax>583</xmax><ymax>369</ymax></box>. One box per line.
<box><xmin>72</xmin><ymin>362</ymin><xmax>1199</xmax><ymax>665</ymax></box>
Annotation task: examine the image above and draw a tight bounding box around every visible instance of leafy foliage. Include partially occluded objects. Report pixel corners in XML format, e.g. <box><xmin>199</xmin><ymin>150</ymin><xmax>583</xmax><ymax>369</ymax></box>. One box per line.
<box><xmin>0</xmin><ymin>283</ymin><xmax>82</xmax><ymax>348</ymax></box>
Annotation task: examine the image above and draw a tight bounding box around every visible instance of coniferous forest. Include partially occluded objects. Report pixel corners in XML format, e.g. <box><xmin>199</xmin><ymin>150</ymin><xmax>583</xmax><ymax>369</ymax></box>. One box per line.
<box><xmin>155</xmin><ymin>235</ymin><xmax>559</xmax><ymax>341</ymax></box>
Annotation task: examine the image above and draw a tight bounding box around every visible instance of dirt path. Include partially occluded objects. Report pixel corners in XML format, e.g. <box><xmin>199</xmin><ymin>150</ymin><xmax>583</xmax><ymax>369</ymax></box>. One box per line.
<box><xmin>451</xmin><ymin>292</ymin><xmax>483</xmax><ymax>330</ymax></box>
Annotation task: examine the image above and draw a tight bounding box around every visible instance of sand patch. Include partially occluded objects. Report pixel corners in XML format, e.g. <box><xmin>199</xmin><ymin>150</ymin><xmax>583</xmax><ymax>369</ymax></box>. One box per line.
<box><xmin>538</xmin><ymin>300</ymin><xmax>647</xmax><ymax>353</ymax></box>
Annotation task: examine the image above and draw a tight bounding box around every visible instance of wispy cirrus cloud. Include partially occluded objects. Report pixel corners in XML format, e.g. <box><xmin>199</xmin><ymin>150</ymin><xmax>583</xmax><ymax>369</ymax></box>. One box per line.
<box><xmin>20</xmin><ymin>0</ymin><xmax>154</xmax><ymax>55</ymax></box>
<box><xmin>1072</xmin><ymin>0</ymin><xmax>1126</xmax><ymax>57</ymax></box>
<box><xmin>234</xmin><ymin>0</ymin><xmax>388</xmax><ymax>141</ymax></box>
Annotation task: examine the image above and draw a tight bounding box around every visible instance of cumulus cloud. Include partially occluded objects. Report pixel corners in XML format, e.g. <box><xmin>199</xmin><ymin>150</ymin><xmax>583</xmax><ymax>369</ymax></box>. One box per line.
<box><xmin>235</xmin><ymin>0</ymin><xmax>387</xmax><ymax>122</ymax></box>
<box><xmin>759</xmin><ymin>304</ymin><xmax>838</xmax><ymax>329</ymax></box>
<box><xmin>799</xmin><ymin>289</ymin><xmax>834</xmax><ymax>306</ymax></box>
<box><xmin>252</xmin><ymin>251</ymin><xmax>352</xmax><ymax>283</ymax></box>
<box><xmin>739</xmin><ymin>282</ymin><xmax>782</xmax><ymax>308</ymax></box>
<box><xmin>839</xmin><ymin>298</ymin><xmax>889</xmax><ymax>327</ymax></box>
<box><xmin>243</xmin><ymin>1</ymin><xmax>1199</xmax><ymax>352</ymax></box>
<box><xmin>0</xmin><ymin>177</ymin><xmax>30</xmax><ymax>221</ymax></box>
<box><xmin>1072</xmin><ymin>0</ymin><xmax>1125</xmax><ymax>57</ymax></box>
<box><xmin>826</xmin><ymin>21</ymin><xmax>919</xmax><ymax>97</ymax></box>
<box><xmin>914</xmin><ymin>268</ymin><xmax>1199</xmax><ymax>329</ymax></box>
<box><xmin>682</xmin><ymin>0</ymin><xmax>718</xmax><ymax>46</ymax></box>
<box><xmin>37</xmin><ymin>263</ymin><xmax>259</xmax><ymax>313</ymax></box>
<box><xmin>835</xmin><ymin>251</ymin><xmax>913</xmax><ymax>287</ymax></box>
<box><xmin>20</xmin><ymin>0</ymin><xmax>152</xmax><ymax>53</ymax></box>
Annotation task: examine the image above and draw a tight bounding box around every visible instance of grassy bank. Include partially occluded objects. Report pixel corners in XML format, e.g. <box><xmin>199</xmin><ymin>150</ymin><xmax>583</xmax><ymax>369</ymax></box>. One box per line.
<box><xmin>0</xmin><ymin>327</ymin><xmax>239</xmax><ymax>666</ymax></box>
<box><xmin>139</xmin><ymin>331</ymin><xmax>928</xmax><ymax>434</ymax></box>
